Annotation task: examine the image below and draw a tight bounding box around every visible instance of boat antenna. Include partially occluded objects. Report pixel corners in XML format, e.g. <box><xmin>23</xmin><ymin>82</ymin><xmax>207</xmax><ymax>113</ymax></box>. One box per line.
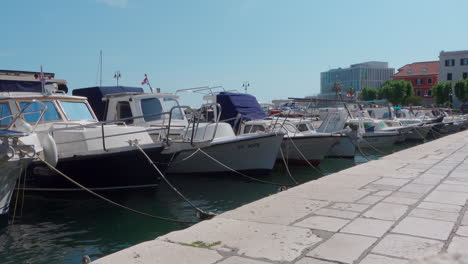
<box><xmin>99</xmin><ymin>50</ymin><xmax>103</xmax><ymax>87</ymax></box>
<box><xmin>113</xmin><ymin>71</ymin><xmax>121</xmax><ymax>86</ymax></box>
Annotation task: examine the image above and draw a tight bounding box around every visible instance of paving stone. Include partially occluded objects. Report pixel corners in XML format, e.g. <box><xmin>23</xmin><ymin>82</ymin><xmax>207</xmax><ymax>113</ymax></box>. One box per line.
<box><xmin>435</xmin><ymin>184</ymin><xmax>468</xmax><ymax>193</ymax></box>
<box><xmin>374</xmin><ymin>190</ymin><xmax>393</xmax><ymax>196</ymax></box>
<box><xmin>409</xmin><ymin>208</ymin><xmax>459</xmax><ymax>222</ymax></box>
<box><xmin>359</xmin><ymin>254</ymin><xmax>409</xmax><ymax>264</ymax></box>
<box><xmin>279</xmin><ymin>183</ymin><xmax>369</xmax><ymax>203</ymax></box>
<box><xmin>307</xmin><ymin>233</ymin><xmax>376</xmax><ymax>264</ymax></box>
<box><xmin>294</xmin><ymin>216</ymin><xmax>349</xmax><ymax>232</ymax></box>
<box><xmin>363</xmin><ymin>202</ymin><xmax>408</xmax><ymax>221</ymax></box>
<box><xmin>383</xmin><ymin>196</ymin><xmax>419</xmax><ymax>205</ymax></box>
<box><xmin>329</xmin><ymin>203</ymin><xmax>370</xmax><ymax>213</ymax></box>
<box><xmin>447</xmin><ymin>236</ymin><xmax>468</xmax><ymax>253</ymax></box>
<box><xmin>295</xmin><ymin>257</ymin><xmax>335</xmax><ymax>264</ymax></box>
<box><xmin>392</xmin><ymin>191</ymin><xmax>425</xmax><ymax>199</ymax></box>
<box><xmin>444</xmin><ymin>180</ymin><xmax>468</xmax><ymax>185</ymax></box>
<box><xmin>341</xmin><ymin>217</ymin><xmax>393</xmax><ymax>237</ymax></box>
<box><xmin>424</xmin><ymin>191</ymin><xmax>468</xmax><ymax>206</ymax></box>
<box><xmin>314</xmin><ymin>208</ymin><xmax>359</xmax><ymax>219</ymax></box>
<box><xmin>159</xmin><ymin>218</ymin><xmax>322</xmax><ymax>262</ymax></box>
<box><xmin>462</xmin><ymin>212</ymin><xmax>468</xmax><ymax>225</ymax></box>
<box><xmin>417</xmin><ymin>202</ymin><xmax>462</xmax><ymax>213</ymax></box>
<box><xmin>392</xmin><ymin>217</ymin><xmax>454</xmax><ymax>240</ymax></box>
<box><xmin>92</xmin><ymin>240</ymin><xmax>223</xmax><ymax>264</ymax></box>
<box><xmin>412</xmin><ymin>177</ymin><xmax>441</xmax><ymax>185</ymax></box>
<box><xmin>366</xmin><ymin>184</ymin><xmax>400</xmax><ymax>191</ymax></box>
<box><xmin>220</xmin><ymin>195</ymin><xmax>329</xmax><ymax>225</ymax></box>
<box><xmin>372</xmin><ymin>234</ymin><xmax>444</xmax><ymax>259</ymax></box>
<box><xmin>218</xmin><ymin>256</ymin><xmax>271</xmax><ymax>264</ymax></box>
<box><xmin>399</xmin><ymin>184</ymin><xmax>434</xmax><ymax>194</ymax></box>
<box><xmin>456</xmin><ymin>226</ymin><xmax>468</xmax><ymax>237</ymax></box>
<box><xmin>357</xmin><ymin>195</ymin><xmax>384</xmax><ymax>205</ymax></box>
<box><xmin>372</xmin><ymin>178</ymin><xmax>410</xmax><ymax>186</ymax></box>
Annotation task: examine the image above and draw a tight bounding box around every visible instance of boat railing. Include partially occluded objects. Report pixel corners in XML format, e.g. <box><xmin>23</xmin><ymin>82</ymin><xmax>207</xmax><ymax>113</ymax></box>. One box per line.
<box><xmin>187</xmin><ymin>103</ymin><xmax>222</xmax><ymax>145</ymax></box>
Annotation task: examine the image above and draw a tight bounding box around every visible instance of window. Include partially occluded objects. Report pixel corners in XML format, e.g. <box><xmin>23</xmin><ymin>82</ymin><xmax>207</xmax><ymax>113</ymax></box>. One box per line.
<box><xmin>445</xmin><ymin>59</ymin><xmax>455</xmax><ymax>66</ymax></box>
<box><xmin>416</xmin><ymin>90</ymin><xmax>421</xmax><ymax>96</ymax></box>
<box><xmin>296</xmin><ymin>123</ymin><xmax>310</xmax><ymax>132</ymax></box>
<box><xmin>461</xmin><ymin>58</ymin><xmax>468</xmax><ymax>66</ymax></box>
<box><xmin>163</xmin><ymin>98</ymin><xmax>184</xmax><ymax>120</ymax></box>
<box><xmin>428</xmin><ymin>78</ymin><xmax>432</xmax><ymax>84</ymax></box>
<box><xmin>19</xmin><ymin>101</ymin><xmax>61</xmax><ymax>123</ymax></box>
<box><xmin>244</xmin><ymin>125</ymin><xmax>265</xmax><ymax>134</ymax></box>
<box><xmin>116</xmin><ymin>102</ymin><xmax>133</xmax><ymax>124</ymax></box>
<box><xmin>428</xmin><ymin>90</ymin><xmax>432</xmax><ymax>96</ymax></box>
<box><xmin>422</xmin><ymin>68</ymin><xmax>427</xmax><ymax>73</ymax></box>
<box><xmin>416</xmin><ymin>78</ymin><xmax>422</xmax><ymax>85</ymax></box>
<box><xmin>140</xmin><ymin>98</ymin><xmax>163</xmax><ymax>122</ymax></box>
<box><xmin>60</xmin><ymin>101</ymin><xmax>94</xmax><ymax>121</ymax></box>
<box><xmin>0</xmin><ymin>103</ymin><xmax>12</xmax><ymax>127</ymax></box>
<box><xmin>407</xmin><ymin>69</ymin><xmax>413</xmax><ymax>74</ymax></box>
<box><xmin>447</xmin><ymin>73</ymin><xmax>453</xmax><ymax>80</ymax></box>
<box><xmin>463</xmin><ymin>72</ymin><xmax>468</xmax><ymax>79</ymax></box>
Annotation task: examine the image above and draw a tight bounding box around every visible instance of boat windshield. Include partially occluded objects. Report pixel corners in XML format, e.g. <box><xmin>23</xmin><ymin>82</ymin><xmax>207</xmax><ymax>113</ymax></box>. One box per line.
<box><xmin>60</xmin><ymin>101</ymin><xmax>95</xmax><ymax>121</ymax></box>
<box><xmin>163</xmin><ymin>97</ymin><xmax>184</xmax><ymax>120</ymax></box>
<box><xmin>20</xmin><ymin>101</ymin><xmax>61</xmax><ymax>123</ymax></box>
<box><xmin>0</xmin><ymin>103</ymin><xmax>12</xmax><ymax>127</ymax></box>
<box><xmin>141</xmin><ymin>98</ymin><xmax>163</xmax><ymax>121</ymax></box>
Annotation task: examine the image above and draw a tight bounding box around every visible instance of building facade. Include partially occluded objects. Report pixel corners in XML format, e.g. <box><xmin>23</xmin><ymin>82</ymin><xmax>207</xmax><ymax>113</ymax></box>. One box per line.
<box><xmin>439</xmin><ymin>50</ymin><xmax>468</xmax><ymax>108</ymax></box>
<box><xmin>393</xmin><ymin>61</ymin><xmax>438</xmax><ymax>105</ymax></box>
<box><xmin>320</xmin><ymin>61</ymin><xmax>395</xmax><ymax>97</ymax></box>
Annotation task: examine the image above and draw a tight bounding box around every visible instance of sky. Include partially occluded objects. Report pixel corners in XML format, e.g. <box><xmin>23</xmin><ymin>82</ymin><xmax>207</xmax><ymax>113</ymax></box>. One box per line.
<box><xmin>1</xmin><ymin>0</ymin><xmax>468</xmax><ymax>105</ymax></box>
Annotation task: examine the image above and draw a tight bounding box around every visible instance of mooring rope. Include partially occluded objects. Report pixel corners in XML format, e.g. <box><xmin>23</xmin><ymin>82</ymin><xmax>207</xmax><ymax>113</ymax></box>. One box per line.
<box><xmin>37</xmin><ymin>155</ymin><xmax>197</xmax><ymax>224</ymax></box>
<box><xmin>134</xmin><ymin>144</ymin><xmax>217</xmax><ymax>220</ymax></box>
<box><xmin>197</xmin><ymin>148</ymin><xmax>294</xmax><ymax>187</ymax></box>
<box><xmin>279</xmin><ymin>148</ymin><xmax>298</xmax><ymax>185</ymax></box>
<box><xmin>11</xmin><ymin>167</ymin><xmax>23</xmax><ymax>224</ymax></box>
<box><xmin>283</xmin><ymin>134</ymin><xmax>326</xmax><ymax>176</ymax></box>
<box><xmin>360</xmin><ymin>137</ymin><xmax>391</xmax><ymax>155</ymax></box>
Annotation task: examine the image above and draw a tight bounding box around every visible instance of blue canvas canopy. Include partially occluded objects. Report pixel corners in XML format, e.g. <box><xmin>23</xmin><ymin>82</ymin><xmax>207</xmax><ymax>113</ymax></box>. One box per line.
<box><xmin>0</xmin><ymin>80</ymin><xmax>68</xmax><ymax>93</ymax></box>
<box><xmin>72</xmin><ymin>86</ymin><xmax>143</xmax><ymax>120</ymax></box>
<box><xmin>216</xmin><ymin>92</ymin><xmax>267</xmax><ymax>128</ymax></box>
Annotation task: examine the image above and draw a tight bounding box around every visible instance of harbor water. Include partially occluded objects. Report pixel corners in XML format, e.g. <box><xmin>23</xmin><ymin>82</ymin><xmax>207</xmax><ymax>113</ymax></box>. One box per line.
<box><xmin>0</xmin><ymin>141</ymin><xmax>423</xmax><ymax>264</ymax></box>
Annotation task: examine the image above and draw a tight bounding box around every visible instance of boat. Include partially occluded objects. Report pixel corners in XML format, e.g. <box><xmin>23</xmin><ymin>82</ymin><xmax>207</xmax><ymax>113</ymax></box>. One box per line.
<box><xmin>0</xmin><ymin>71</ymin><xmax>167</xmax><ymax>191</ymax></box>
<box><xmin>73</xmin><ymin>86</ymin><xmax>285</xmax><ymax>175</ymax></box>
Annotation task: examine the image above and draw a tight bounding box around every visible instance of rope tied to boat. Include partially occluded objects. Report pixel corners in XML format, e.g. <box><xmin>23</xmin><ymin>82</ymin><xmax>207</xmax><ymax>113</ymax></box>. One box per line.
<box><xmin>197</xmin><ymin>148</ymin><xmax>294</xmax><ymax>187</ymax></box>
<box><xmin>132</xmin><ymin>143</ymin><xmax>217</xmax><ymax>220</ymax></box>
<box><xmin>36</xmin><ymin>155</ymin><xmax>197</xmax><ymax>224</ymax></box>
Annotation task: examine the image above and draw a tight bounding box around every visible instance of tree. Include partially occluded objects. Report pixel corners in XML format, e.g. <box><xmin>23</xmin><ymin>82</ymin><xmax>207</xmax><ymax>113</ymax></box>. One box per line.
<box><xmin>405</xmin><ymin>96</ymin><xmax>423</xmax><ymax>106</ymax></box>
<box><xmin>432</xmin><ymin>82</ymin><xmax>452</xmax><ymax>105</ymax></box>
<box><xmin>332</xmin><ymin>82</ymin><xmax>342</xmax><ymax>96</ymax></box>
<box><xmin>454</xmin><ymin>79</ymin><xmax>468</xmax><ymax>105</ymax></box>
<box><xmin>378</xmin><ymin>80</ymin><xmax>411</xmax><ymax>105</ymax></box>
<box><xmin>359</xmin><ymin>87</ymin><xmax>378</xmax><ymax>101</ymax></box>
<box><xmin>346</xmin><ymin>86</ymin><xmax>356</xmax><ymax>97</ymax></box>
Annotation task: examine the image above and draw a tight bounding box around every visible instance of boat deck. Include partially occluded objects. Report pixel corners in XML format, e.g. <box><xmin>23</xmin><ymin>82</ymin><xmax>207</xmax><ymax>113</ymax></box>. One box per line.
<box><xmin>92</xmin><ymin>130</ymin><xmax>468</xmax><ymax>264</ymax></box>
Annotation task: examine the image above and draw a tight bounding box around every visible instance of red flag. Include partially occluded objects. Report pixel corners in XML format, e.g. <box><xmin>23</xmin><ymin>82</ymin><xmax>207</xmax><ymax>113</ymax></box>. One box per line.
<box><xmin>141</xmin><ymin>77</ymin><xmax>148</xmax><ymax>85</ymax></box>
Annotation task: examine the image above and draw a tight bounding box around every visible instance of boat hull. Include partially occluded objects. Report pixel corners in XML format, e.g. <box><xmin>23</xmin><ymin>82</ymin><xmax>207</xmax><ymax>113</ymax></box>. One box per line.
<box><xmin>280</xmin><ymin>134</ymin><xmax>337</xmax><ymax>165</ymax></box>
<box><xmin>166</xmin><ymin>133</ymin><xmax>284</xmax><ymax>175</ymax></box>
<box><xmin>24</xmin><ymin>144</ymin><xmax>167</xmax><ymax>191</ymax></box>
<box><xmin>358</xmin><ymin>133</ymin><xmax>399</xmax><ymax>149</ymax></box>
<box><xmin>406</xmin><ymin>125</ymin><xmax>431</xmax><ymax>140</ymax></box>
<box><xmin>326</xmin><ymin>136</ymin><xmax>356</xmax><ymax>158</ymax></box>
<box><xmin>0</xmin><ymin>160</ymin><xmax>27</xmax><ymax>215</ymax></box>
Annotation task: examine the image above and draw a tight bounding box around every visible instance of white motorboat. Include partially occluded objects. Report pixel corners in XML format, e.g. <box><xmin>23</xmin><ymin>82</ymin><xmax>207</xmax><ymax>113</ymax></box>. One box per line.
<box><xmin>73</xmin><ymin>87</ymin><xmax>285</xmax><ymax>175</ymax></box>
<box><xmin>0</xmin><ymin>72</ymin><xmax>167</xmax><ymax>191</ymax></box>
<box><xmin>347</xmin><ymin>119</ymin><xmax>400</xmax><ymax>149</ymax></box>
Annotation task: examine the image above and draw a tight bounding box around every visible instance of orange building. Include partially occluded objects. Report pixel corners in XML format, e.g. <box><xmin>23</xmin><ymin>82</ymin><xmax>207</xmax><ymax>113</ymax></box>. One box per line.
<box><xmin>393</xmin><ymin>61</ymin><xmax>439</xmax><ymax>99</ymax></box>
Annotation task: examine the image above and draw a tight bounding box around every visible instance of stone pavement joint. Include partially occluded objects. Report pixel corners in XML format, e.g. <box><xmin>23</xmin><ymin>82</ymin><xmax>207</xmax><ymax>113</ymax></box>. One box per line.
<box><xmin>91</xmin><ymin>130</ymin><xmax>468</xmax><ymax>264</ymax></box>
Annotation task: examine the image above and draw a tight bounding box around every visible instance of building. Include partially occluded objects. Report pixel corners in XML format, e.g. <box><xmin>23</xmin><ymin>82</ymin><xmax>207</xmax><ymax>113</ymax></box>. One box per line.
<box><xmin>393</xmin><ymin>61</ymin><xmax>438</xmax><ymax>105</ymax></box>
<box><xmin>320</xmin><ymin>61</ymin><xmax>395</xmax><ymax>98</ymax></box>
<box><xmin>439</xmin><ymin>50</ymin><xmax>468</xmax><ymax>108</ymax></box>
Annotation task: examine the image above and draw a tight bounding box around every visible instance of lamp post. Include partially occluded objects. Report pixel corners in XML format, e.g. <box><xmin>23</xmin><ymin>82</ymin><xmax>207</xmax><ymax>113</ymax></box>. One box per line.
<box><xmin>242</xmin><ymin>81</ymin><xmax>250</xmax><ymax>94</ymax></box>
<box><xmin>113</xmin><ymin>71</ymin><xmax>121</xmax><ymax>86</ymax></box>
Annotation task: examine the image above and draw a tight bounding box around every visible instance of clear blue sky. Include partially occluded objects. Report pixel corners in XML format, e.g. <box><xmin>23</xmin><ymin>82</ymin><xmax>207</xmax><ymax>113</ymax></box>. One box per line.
<box><xmin>1</xmin><ymin>0</ymin><xmax>467</xmax><ymax>104</ymax></box>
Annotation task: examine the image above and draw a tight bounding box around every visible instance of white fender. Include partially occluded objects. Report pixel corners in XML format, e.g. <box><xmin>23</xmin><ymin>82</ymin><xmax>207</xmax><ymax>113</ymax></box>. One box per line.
<box><xmin>40</xmin><ymin>133</ymin><xmax>58</xmax><ymax>167</ymax></box>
